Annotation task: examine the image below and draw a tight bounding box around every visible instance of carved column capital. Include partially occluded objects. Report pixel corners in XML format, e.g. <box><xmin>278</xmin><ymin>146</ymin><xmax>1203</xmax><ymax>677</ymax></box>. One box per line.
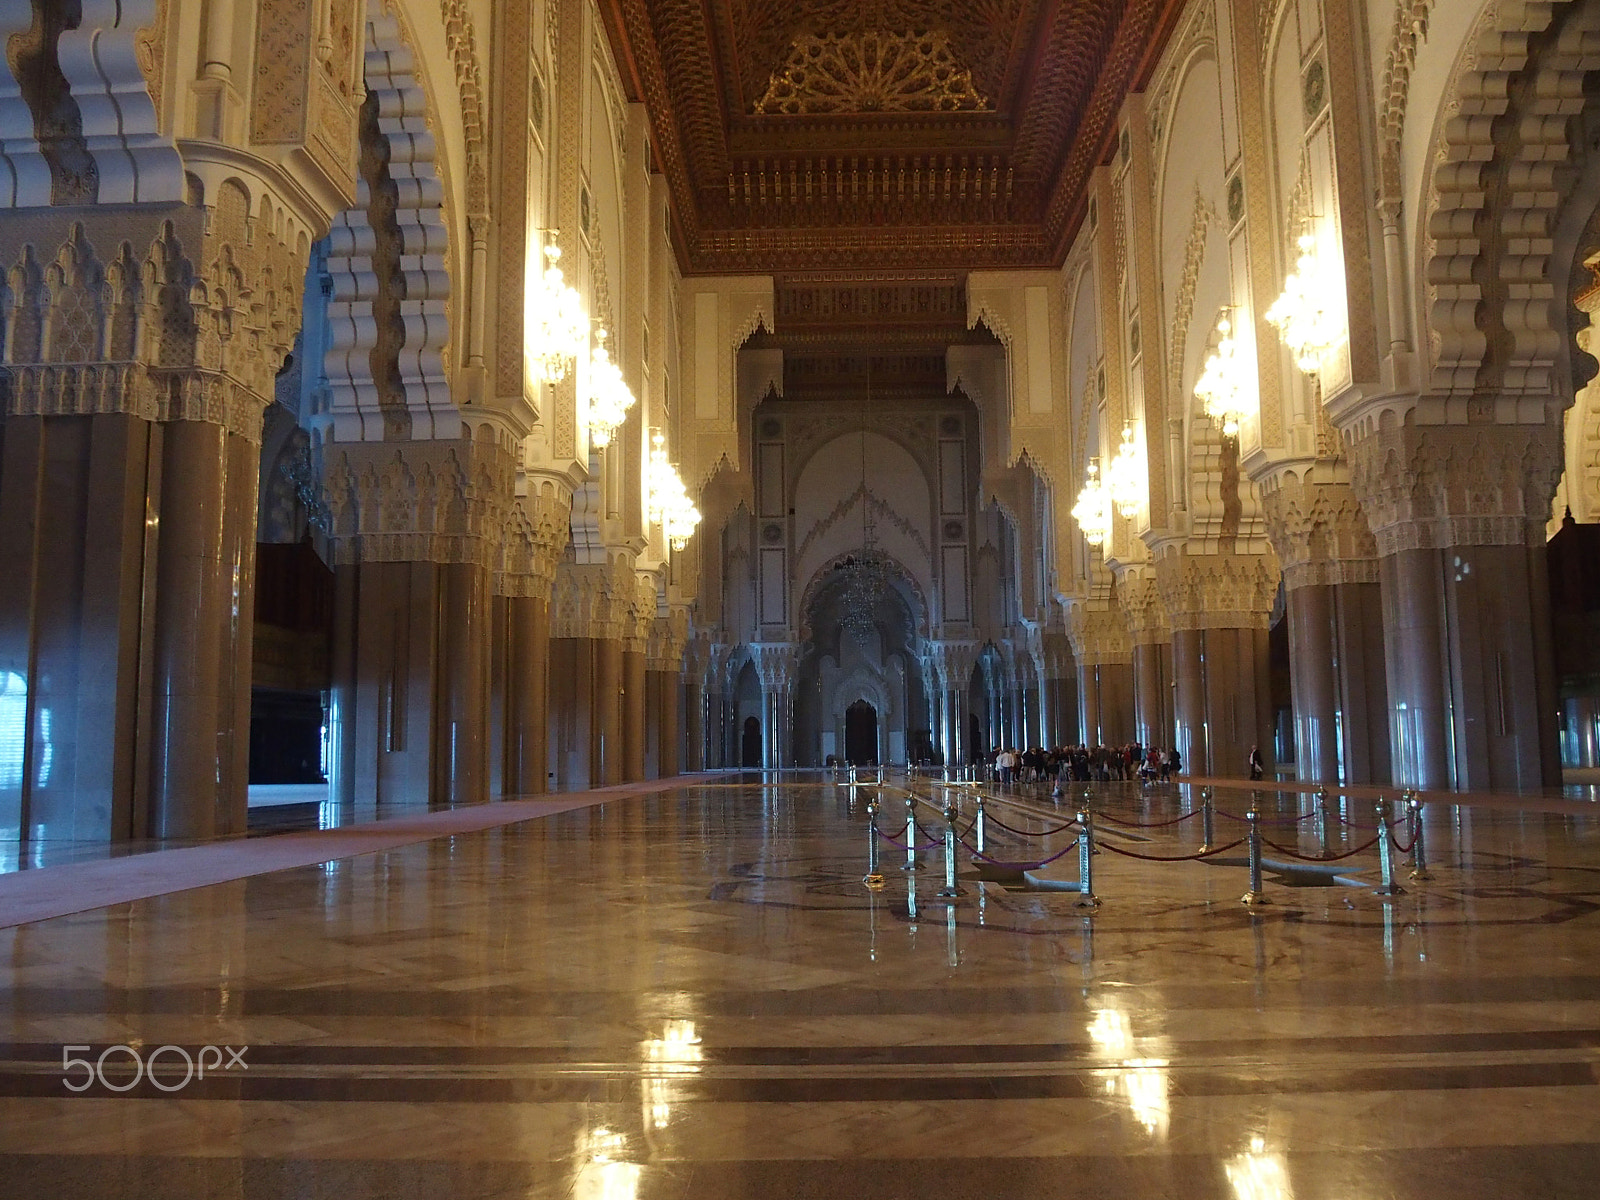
<box><xmin>1115</xmin><ymin>564</ymin><xmax>1169</xmax><ymax>645</ymax></box>
<box><xmin>1066</xmin><ymin>601</ymin><xmax>1133</xmax><ymax>666</ymax></box>
<box><xmin>1153</xmin><ymin>550</ymin><xmax>1280</xmax><ymax>632</ymax></box>
<box><xmin>1344</xmin><ymin>420</ymin><xmax>1564</xmax><ymax>556</ymax></box>
<box><xmin>322</xmin><ymin>432</ymin><xmax>518</xmax><ymax>568</ymax></box>
<box><xmin>1257</xmin><ymin>466</ymin><xmax>1379</xmax><ymax>589</ymax></box>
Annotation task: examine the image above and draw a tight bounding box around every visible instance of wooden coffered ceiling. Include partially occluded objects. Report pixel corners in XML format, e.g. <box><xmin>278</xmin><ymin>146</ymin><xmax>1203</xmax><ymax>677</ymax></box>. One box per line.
<box><xmin>598</xmin><ymin>0</ymin><xmax>1185</xmax><ymax>275</ymax></box>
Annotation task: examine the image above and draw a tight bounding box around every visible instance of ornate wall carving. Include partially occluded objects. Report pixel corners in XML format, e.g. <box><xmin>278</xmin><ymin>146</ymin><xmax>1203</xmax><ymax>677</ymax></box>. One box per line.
<box><xmin>1422</xmin><ymin>0</ymin><xmax>1600</xmax><ymax>399</ymax></box>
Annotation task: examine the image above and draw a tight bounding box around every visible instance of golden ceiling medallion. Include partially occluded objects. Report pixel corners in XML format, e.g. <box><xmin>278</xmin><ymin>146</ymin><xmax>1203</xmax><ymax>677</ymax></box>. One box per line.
<box><xmin>752</xmin><ymin>30</ymin><xmax>991</xmax><ymax>115</ymax></box>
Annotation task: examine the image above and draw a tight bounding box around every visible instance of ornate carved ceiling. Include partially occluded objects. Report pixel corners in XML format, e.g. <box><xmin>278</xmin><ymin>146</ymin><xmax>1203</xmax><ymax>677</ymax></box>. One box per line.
<box><xmin>599</xmin><ymin>0</ymin><xmax>1185</xmax><ymax>274</ymax></box>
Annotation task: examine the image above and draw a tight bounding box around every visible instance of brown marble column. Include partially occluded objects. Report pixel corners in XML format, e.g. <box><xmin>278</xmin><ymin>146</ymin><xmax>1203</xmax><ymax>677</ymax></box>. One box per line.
<box><xmin>1132</xmin><ymin>640</ymin><xmax>1171</xmax><ymax>750</ymax></box>
<box><xmin>547</xmin><ymin>635</ymin><xmax>596</xmax><ymax>789</ymax></box>
<box><xmin>597</xmin><ymin>637</ymin><xmax>624</xmax><ymax>784</ymax></box>
<box><xmin>1171</xmin><ymin>628</ymin><xmax>1207</xmax><ymax>772</ymax></box>
<box><xmin>149</xmin><ymin>419</ymin><xmax>229</xmax><ymax>840</ymax></box>
<box><xmin>1287</xmin><ymin>584</ymin><xmax>1340</xmax><ymax>784</ymax></box>
<box><xmin>1331</xmin><ymin>580</ymin><xmax>1392</xmax><ymax>784</ymax></box>
<box><xmin>1346</xmin><ymin>419</ymin><xmax>1563</xmax><ymax>790</ymax></box>
<box><xmin>502</xmin><ymin>594</ymin><xmax>551</xmax><ymax>795</ymax></box>
<box><xmin>0</xmin><ymin>413</ymin><xmax>154</xmax><ymax>844</ymax></box>
<box><xmin>684</xmin><ymin>671</ymin><xmax>705</xmax><ymax>771</ymax></box>
<box><xmin>658</xmin><ymin>671</ymin><xmax>681</xmax><ymax>777</ymax></box>
<box><xmin>622</xmin><ymin>646</ymin><xmax>647</xmax><ymax>782</ymax></box>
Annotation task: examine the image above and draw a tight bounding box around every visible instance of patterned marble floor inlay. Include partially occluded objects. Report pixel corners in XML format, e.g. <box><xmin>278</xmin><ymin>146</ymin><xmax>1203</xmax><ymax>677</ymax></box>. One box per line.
<box><xmin>2</xmin><ymin>775</ymin><xmax>1599</xmax><ymax>1199</ymax></box>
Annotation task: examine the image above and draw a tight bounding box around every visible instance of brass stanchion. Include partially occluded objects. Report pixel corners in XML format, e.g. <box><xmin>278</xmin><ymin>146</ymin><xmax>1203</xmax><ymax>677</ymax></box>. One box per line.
<box><xmin>1074</xmin><ymin>809</ymin><xmax>1100</xmax><ymax>910</ymax></box>
<box><xmin>862</xmin><ymin>795</ymin><xmax>886</xmax><ymax>891</ymax></box>
<box><xmin>974</xmin><ymin>791</ymin><xmax>987</xmax><ymax>857</ymax></box>
<box><xmin>936</xmin><ymin>797</ymin><xmax>966</xmax><ymax>899</ymax></box>
<box><xmin>1374</xmin><ymin>797</ymin><xmax>1406</xmax><ymax>897</ymax></box>
<box><xmin>1316</xmin><ymin>786</ymin><xmax>1333</xmax><ymax>853</ymax></box>
<box><xmin>1200</xmin><ymin>786</ymin><xmax>1215</xmax><ymax>853</ymax></box>
<box><xmin>1241</xmin><ymin>808</ymin><xmax>1270</xmax><ymax>906</ymax></box>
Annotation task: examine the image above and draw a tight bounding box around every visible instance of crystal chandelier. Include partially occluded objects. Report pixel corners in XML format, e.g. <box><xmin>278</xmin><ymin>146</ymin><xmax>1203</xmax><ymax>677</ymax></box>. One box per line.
<box><xmin>837</xmin><ymin>363</ymin><xmax>890</xmax><ymax>639</ymax></box>
<box><xmin>585</xmin><ymin>328</ymin><xmax>636</xmax><ymax>447</ymax></box>
<box><xmin>1265</xmin><ymin>231</ymin><xmax>1343</xmax><ymax>372</ymax></box>
<box><xmin>527</xmin><ymin>239</ymin><xmax>588</xmax><ymax>385</ymax></box>
<box><xmin>1105</xmin><ymin>424</ymin><xmax>1146</xmax><ymax>519</ymax></box>
<box><xmin>1193</xmin><ymin>310</ymin><xmax>1247</xmax><ymax>437</ymax></box>
<box><xmin>1071</xmin><ymin>458</ymin><xmax>1111</xmax><ymax>547</ymax></box>
<box><xmin>648</xmin><ymin>432</ymin><xmax>702</xmax><ymax>550</ymax></box>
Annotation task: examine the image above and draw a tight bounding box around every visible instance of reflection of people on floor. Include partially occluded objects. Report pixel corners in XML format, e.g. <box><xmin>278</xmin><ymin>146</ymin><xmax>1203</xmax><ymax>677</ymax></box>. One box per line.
<box><xmin>1249</xmin><ymin>745</ymin><xmax>1264</xmax><ymax>781</ymax></box>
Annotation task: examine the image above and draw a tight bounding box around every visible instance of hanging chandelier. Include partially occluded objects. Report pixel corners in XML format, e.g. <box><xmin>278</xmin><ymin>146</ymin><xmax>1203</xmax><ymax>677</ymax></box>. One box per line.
<box><xmin>1072</xmin><ymin>457</ymin><xmax>1111</xmax><ymax>547</ymax></box>
<box><xmin>527</xmin><ymin>239</ymin><xmax>588</xmax><ymax>385</ymax></box>
<box><xmin>648</xmin><ymin>432</ymin><xmax>702</xmax><ymax>550</ymax></box>
<box><xmin>1105</xmin><ymin>424</ymin><xmax>1146</xmax><ymax>519</ymax></box>
<box><xmin>1265</xmin><ymin>231</ymin><xmax>1343</xmax><ymax>372</ymax></box>
<box><xmin>1193</xmin><ymin>310</ymin><xmax>1247</xmax><ymax>437</ymax></box>
<box><xmin>585</xmin><ymin>328</ymin><xmax>636</xmax><ymax>448</ymax></box>
<box><xmin>837</xmin><ymin>361</ymin><xmax>890</xmax><ymax>640</ymax></box>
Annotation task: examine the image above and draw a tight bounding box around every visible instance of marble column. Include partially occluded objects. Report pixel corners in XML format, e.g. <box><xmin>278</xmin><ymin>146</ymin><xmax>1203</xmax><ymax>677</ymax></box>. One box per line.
<box><xmin>1068</xmin><ymin>604</ymin><xmax>1133</xmax><ymax>747</ymax></box>
<box><xmin>1347</xmin><ymin>421</ymin><xmax>1562</xmax><ymax>790</ymax></box>
<box><xmin>597</xmin><ymin>637</ymin><xmax>624</xmax><ymax>784</ymax></box>
<box><xmin>149</xmin><ymin>419</ymin><xmax>229</xmax><ymax>839</ymax></box>
<box><xmin>500</xmin><ymin>594</ymin><xmax>552</xmax><ymax>794</ymax></box>
<box><xmin>1156</xmin><ymin>552</ymin><xmax>1279</xmax><ymax>777</ymax></box>
<box><xmin>621</xmin><ymin>647</ymin><xmax>647</xmax><ymax>782</ymax></box>
<box><xmin>684</xmin><ymin>669</ymin><xmax>705</xmax><ymax>772</ymax></box>
<box><xmin>324</xmin><ymin>438</ymin><xmax>511</xmax><ymax>811</ymax></box>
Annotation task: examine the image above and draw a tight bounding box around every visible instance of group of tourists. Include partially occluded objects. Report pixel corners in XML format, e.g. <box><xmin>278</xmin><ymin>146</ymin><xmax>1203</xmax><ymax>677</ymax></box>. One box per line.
<box><xmin>987</xmin><ymin>743</ymin><xmax>1183</xmax><ymax>787</ymax></box>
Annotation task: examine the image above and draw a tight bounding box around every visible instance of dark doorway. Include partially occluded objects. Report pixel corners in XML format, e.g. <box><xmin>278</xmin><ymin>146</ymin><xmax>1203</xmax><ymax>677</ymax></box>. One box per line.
<box><xmin>968</xmin><ymin>712</ymin><xmax>984</xmax><ymax>763</ymax></box>
<box><xmin>741</xmin><ymin>716</ymin><xmax>762</xmax><ymax>767</ymax></box>
<box><xmin>845</xmin><ymin>701</ymin><xmax>878</xmax><ymax>765</ymax></box>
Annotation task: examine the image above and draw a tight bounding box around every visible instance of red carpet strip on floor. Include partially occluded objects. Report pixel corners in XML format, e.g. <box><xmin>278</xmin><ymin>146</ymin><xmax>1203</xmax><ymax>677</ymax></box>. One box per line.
<box><xmin>0</xmin><ymin>776</ymin><xmax>708</xmax><ymax>930</ymax></box>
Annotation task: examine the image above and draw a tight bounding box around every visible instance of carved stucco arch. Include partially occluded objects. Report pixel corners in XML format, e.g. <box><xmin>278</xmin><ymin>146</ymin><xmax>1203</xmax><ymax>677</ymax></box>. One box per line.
<box><xmin>1419</xmin><ymin>0</ymin><xmax>1600</xmax><ymax>402</ymax></box>
<box><xmin>320</xmin><ymin>11</ymin><xmax>456</xmax><ymax>446</ymax></box>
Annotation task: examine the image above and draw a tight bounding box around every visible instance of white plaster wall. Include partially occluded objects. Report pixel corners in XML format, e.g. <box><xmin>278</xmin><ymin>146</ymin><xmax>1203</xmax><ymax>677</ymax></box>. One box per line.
<box><xmin>792</xmin><ymin>431</ymin><xmax>934</xmax><ymax>615</ymax></box>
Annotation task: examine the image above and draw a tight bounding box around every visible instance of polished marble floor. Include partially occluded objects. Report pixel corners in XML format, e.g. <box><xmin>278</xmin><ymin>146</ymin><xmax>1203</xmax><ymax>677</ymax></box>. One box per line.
<box><xmin>2</xmin><ymin>775</ymin><xmax>1599</xmax><ymax>1198</ymax></box>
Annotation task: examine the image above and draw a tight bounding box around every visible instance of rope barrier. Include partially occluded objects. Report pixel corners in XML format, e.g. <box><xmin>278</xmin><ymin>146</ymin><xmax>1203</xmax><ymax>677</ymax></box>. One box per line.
<box><xmin>983</xmin><ymin>813</ymin><xmax>1078</xmax><ymax>838</ymax></box>
<box><xmin>1390</xmin><ymin>829</ymin><xmax>1418</xmax><ymax>855</ymax></box>
<box><xmin>1092</xmin><ymin>808</ymin><xmax>1203</xmax><ymax>830</ymax></box>
<box><xmin>959</xmin><ymin>836</ymin><xmax>1080</xmax><ymax>870</ymax></box>
<box><xmin>1257</xmin><ymin>833</ymin><xmax>1382</xmax><ymax>862</ymax></box>
<box><xmin>876</xmin><ymin>830</ymin><xmax>944</xmax><ymax>852</ymax></box>
<box><xmin>1214</xmin><ymin>808</ymin><xmax>1318</xmax><ymax>826</ymax></box>
<box><xmin>1096</xmin><ymin>837</ymin><xmax>1246</xmax><ymax>863</ymax></box>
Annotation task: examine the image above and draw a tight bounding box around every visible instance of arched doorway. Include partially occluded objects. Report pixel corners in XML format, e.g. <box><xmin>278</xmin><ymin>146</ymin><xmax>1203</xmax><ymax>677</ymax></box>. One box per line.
<box><xmin>845</xmin><ymin>700</ymin><xmax>878</xmax><ymax>764</ymax></box>
<box><xmin>968</xmin><ymin>712</ymin><xmax>984</xmax><ymax>763</ymax></box>
<box><xmin>741</xmin><ymin>716</ymin><xmax>762</xmax><ymax>768</ymax></box>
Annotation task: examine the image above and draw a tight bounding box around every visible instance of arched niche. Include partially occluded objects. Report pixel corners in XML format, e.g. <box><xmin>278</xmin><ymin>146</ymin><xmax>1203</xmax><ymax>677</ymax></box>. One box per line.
<box><xmin>791</xmin><ymin>429</ymin><xmax>934</xmax><ymax>626</ymax></box>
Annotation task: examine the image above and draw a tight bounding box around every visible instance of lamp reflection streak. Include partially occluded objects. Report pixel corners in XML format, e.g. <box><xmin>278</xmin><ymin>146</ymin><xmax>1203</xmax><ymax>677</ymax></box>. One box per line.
<box><xmin>641</xmin><ymin>1019</ymin><xmax>702</xmax><ymax>1131</ymax></box>
<box><xmin>1088</xmin><ymin>1006</ymin><xmax>1170</xmax><ymax>1139</ymax></box>
<box><xmin>1224</xmin><ymin>1136</ymin><xmax>1293</xmax><ymax>1200</ymax></box>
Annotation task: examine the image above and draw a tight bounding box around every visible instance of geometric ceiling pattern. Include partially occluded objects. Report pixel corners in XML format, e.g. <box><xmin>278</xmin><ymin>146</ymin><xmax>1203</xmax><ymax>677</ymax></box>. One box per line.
<box><xmin>599</xmin><ymin>0</ymin><xmax>1186</xmax><ymax>274</ymax></box>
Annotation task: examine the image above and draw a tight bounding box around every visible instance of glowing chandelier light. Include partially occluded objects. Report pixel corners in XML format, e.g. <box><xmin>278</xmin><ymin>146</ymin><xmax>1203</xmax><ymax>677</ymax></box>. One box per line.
<box><xmin>1071</xmin><ymin>458</ymin><xmax>1111</xmax><ymax>547</ymax></box>
<box><xmin>585</xmin><ymin>328</ymin><xmax>636</xmax><ymax>448</ymax></box>
<box><xmin>1193</xmin><ymin>310</ymin><xmax>1247</xmax><ymax>437</ymax></box>
<box><xmin>1265</xmin><ymin>231</ymin><xmax>1343</xmax><ymax>372</ymax></box>
<box><xmin>527</xmin><ymin>238</ymin><xmax>588</xmax><ymax>385</ymax></box>
<box><xmin>648</xmin><ymin>432</ymin><xmax>702</xmax><ymax>551</ymax></box>
<box><xmin>1105</xmin><ymin>424</ymin><xmax>1146</xmax><ymax>519</ymax></box>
